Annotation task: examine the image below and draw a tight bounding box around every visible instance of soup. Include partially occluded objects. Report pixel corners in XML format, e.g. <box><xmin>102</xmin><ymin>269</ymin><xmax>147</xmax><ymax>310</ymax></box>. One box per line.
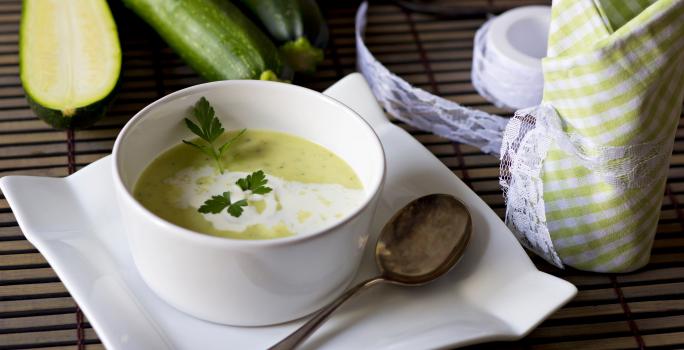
<box><xmin>134</xmin><ymin>130</ymin><xmax>364</xmax><ymax>240</ymax></box>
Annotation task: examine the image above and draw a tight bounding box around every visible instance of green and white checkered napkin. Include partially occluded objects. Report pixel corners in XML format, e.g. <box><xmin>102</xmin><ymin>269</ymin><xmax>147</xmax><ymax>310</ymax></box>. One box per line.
<box><xmin>500</xmin><ymin>0</ymin><xmax>684</xmax><ymax>272</ymax></box>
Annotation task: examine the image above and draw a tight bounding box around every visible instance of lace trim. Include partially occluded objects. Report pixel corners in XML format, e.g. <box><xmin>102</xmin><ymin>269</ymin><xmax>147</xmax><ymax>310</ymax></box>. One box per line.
<box><xmin>500</xmin><ymin>104</ymin><xmax>669</xmax><ymax>267</ymax></box>
<box><xmin>471</xmin><ymin>17</ymin><xmax>545</xmax><ymax>110</ymax></box>
<box><xmin>500</xmin><ymin>106</ymin><xmax>561</xmax><ymax>266</ymax></box>
<box><xmin>354</xmin><ymin>2</ymin><xmax>509</xmax><ymax>155</ymax></box>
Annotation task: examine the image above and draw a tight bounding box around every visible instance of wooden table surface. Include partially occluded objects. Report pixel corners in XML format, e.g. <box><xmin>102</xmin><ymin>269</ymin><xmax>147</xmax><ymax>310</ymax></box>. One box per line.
<box><xmin>0</xmin><ymin>0</ymin><xmax>683</xmax><ymax>349</ymax></box>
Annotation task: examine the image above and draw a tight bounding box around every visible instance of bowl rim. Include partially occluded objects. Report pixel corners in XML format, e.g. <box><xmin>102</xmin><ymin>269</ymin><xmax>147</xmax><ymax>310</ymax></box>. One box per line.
<box><xmin>112</xmin><ymin>79</ymin><xmax>386</xmax><ymax>248</ymax></box>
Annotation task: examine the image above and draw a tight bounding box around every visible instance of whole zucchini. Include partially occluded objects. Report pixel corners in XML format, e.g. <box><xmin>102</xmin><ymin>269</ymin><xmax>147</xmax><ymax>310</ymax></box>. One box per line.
<box><xmin>123</xmin><ymin>0</ymin><xmax>290</xmax><ymax>81</ymax></box>
<box><xmin>237</xmin><ymin>0</ymin><xmax>328</xmax><ymax>74</ymax></box>
<box><xmin>20</xmin><ymin>0</ymin><xmax>121</xmax><ymax>129</ymax></box>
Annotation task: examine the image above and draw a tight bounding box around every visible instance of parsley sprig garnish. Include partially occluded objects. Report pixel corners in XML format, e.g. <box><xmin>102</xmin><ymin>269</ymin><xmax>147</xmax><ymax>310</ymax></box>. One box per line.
<box><xmin>185</xmin><ymin>98</ymin><xmax>274</xmax><ymax>219</ymax></box>
<box><xmin>236</xmin><ymin>170</ymin><xmax>272</xmax><ymax>195</ymax></box>
<box><xmin>198</xmin><ymin>171</ymin><xmax>272</xmax><ymax>218</ymax></box>
<box><xmin>182</xmin><ymin>97</ymin><xmax>245</xmax><ymax>174</ymax></box>
<box><xmin>198</xmin><ymin>191</ymin><xmax>248</xmax><ymax>218</ymax></box>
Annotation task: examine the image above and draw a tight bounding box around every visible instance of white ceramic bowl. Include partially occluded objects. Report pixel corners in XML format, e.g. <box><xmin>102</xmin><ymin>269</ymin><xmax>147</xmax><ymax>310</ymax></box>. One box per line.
<box><xmin>112</xmin><ymin>80</ymin><xmax>385</xmax><ymax>326</ymax></box>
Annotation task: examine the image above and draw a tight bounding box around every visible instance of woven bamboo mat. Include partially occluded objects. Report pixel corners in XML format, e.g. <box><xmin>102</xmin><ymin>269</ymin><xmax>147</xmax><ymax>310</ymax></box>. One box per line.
<box><xmin>1</xmin><ymin>0</ymin><xmax>683</xmax><ymax>349</ymax></box>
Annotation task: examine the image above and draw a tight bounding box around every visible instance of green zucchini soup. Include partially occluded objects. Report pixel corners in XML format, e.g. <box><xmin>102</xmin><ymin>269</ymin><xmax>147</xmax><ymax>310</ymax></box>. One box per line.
<box><xmin>133</xmin><ymin>129</ymin><xmax>364</xmax><ymax>240</ymax></box>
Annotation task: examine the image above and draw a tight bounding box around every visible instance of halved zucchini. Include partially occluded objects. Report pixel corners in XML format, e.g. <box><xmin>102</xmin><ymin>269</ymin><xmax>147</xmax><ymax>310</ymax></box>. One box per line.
<box><xmin>20</xmin><ymin>0</ymin><xmax>121</xmax><ymax>129</ymax></box>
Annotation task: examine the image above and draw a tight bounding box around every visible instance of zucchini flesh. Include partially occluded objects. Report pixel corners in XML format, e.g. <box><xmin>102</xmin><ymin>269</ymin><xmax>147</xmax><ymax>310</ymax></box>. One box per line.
<box><xmin>20</xmin><ymin>0</ymin><xmax>121</xmax><ymax>128</ymax></box>
<box><xmin>123</xmin><ymin>0</ymin><xmax>289</xmax><ymax>81</ymax></box>
<box><xmin>238</xmin><ymin>0</ymin><xmax>328</xmax><ymax>73</ymax></box>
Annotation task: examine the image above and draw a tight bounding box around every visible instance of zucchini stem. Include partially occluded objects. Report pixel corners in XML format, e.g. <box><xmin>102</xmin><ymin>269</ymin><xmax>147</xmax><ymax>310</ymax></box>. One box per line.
<box><xmin>279</xmin><ymin>37</ymin><xmax>324</xmax><ymax>75</ymax></box>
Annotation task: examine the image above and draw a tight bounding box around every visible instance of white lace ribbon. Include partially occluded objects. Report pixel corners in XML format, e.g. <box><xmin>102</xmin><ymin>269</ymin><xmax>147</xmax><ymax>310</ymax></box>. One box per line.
<box><xmin>500</xmin><ymin>104</ymin><xmax>669</xmax><ymax>267</ymax></box>
<box><xmin>499</xmin><ymin>106</ymin><xmax>560</xmax><ymax>266</ymax></box>
<box><xmin>355</xmin><ymin>2</ymin><xmax>509</xmax><ymax>155</ymax></box>
<box><xmin>471</xmin><ymin>17</ymin><xmax>545</xmax><ymax>110</ymax></box>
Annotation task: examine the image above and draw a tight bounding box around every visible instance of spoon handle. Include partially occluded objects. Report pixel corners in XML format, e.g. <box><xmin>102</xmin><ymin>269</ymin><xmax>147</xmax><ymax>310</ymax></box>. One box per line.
<box><xmin>268</xmin><ymin>277</ymin><xmax>385</xmax><ymax>350</ymax></box>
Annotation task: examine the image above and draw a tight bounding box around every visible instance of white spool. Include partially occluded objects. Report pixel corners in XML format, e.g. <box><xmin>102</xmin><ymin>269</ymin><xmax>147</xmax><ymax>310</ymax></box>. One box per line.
<box><xmin>472</xmin><ymin>6</ymin><xmax>551</xmax><ymax>110</ymax></box>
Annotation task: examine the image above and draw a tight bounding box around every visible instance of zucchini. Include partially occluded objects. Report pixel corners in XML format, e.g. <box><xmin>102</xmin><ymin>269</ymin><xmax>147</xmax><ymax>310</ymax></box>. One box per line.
<box><xmin>20</xmin><ymin>0</ymin><xmax>121</xmax><ymax>129</ymax></box>
<box><xmin>237</xmin><ymin>0</ymin><xmax>328</xmax><ymax>74</ymax></box>
<box><xmin>123</xmin><ymin>0</ymin><xmax>289</xmax><ymax>81</ymax></box>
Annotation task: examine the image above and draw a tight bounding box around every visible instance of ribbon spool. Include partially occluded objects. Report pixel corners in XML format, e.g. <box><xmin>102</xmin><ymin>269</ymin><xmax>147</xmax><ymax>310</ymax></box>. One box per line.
<box><xmin>472</xmin><ymin>6</ymin><xmax>551</xmax><ymax>110</ymax></box>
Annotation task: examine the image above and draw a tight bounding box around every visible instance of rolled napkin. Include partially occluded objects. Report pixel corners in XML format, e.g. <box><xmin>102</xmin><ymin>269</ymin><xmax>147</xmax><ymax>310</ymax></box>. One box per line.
<box><xmin>501</xmin><ymin>0</ymin><xmax>684</xmax><ymax>272</ymax></box>
<box><xmin>355</xmin><ymin>1</ymin><xmax>684</xmax><ymax>272</ymax></box>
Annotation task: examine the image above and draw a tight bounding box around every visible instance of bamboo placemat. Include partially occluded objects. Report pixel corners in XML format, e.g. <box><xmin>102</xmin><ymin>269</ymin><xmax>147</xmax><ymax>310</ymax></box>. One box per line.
<box><xmin>1</xmin><ymin>0</ymin><xmax>683</xmax><ymax>349</ymax></box>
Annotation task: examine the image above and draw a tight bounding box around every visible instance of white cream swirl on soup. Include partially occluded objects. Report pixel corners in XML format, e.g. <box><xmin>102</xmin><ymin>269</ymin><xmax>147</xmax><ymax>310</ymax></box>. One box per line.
<box><xmin>166</xmin><ymin>166</ymin><xmax>365</xmax><ymax>234</ymax></box>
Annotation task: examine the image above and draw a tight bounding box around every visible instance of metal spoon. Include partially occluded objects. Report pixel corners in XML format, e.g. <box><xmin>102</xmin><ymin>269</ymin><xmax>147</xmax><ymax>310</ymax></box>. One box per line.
<box><xmin>269</xmin><ymin>194</ymin><xmax>472</xmax><ymax>350</ymax></box>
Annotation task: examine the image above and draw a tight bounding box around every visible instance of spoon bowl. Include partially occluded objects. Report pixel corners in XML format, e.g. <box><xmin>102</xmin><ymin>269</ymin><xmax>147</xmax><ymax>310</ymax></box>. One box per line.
<box><xmin>270</xmin><ymin>193</ymin><xmax>473</xmax><ymax>350</ymax></box>
<box><xmin>376</xmin><ymin>194</ymin><xmax>471</xmax><ymax>285</ymax></box>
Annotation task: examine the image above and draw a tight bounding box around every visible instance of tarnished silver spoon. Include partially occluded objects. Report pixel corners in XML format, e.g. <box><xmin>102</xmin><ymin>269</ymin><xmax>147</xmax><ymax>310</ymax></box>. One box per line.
<box><xmin>269</xmin><ymin>194</ymin><xmax>472</xmax><ymax>350</ymax></box>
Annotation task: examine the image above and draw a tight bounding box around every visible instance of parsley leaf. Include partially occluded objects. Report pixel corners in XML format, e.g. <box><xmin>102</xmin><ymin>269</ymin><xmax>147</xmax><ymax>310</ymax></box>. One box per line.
<box><xmin>227</xmin><ymin>199</ymin><xmax>248</xmax><ymax>217</ymax></box>
<box><xmin>236</xmin><ymin>170</ymin><xmax>272</xmax><ymax>195</ymax></box>
<box><xmin>182</xmin><ymin>97</ymin><xmax>245</xmax><ymax>173</ymax></box>
<box><xmin>198</xmin><ymin>192</ymin><xmax>231</xmax><ymax>214</ymax></box>
<box><xmin>197</xmin><ymin>192</ymin><xmax>249</xmax><ymax>218</ymax></box>
<box><xmin>185</xmin><ymin>97</ymin><xmax>224</xmax><ymax>143</ymax></box>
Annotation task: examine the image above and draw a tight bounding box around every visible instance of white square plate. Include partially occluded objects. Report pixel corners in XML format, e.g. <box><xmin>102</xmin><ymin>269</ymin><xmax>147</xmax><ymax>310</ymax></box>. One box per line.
<box><xmin>0</xmin><ymin>74</ymin><xmax>576</xmax><ymax>350</ymax></box>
